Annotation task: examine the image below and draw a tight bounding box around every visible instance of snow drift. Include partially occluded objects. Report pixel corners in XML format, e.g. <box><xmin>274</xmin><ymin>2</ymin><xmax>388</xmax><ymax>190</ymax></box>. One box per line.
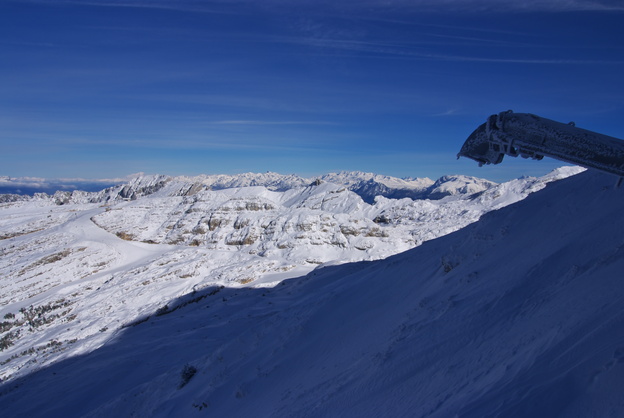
<box><xmin>1</xmin><ymin>169</ymin><xmax>622</xmax><ymax>417</ymax></box>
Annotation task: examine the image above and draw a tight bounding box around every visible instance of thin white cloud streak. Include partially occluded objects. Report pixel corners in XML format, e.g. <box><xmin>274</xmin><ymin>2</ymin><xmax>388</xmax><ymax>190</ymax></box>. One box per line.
<box><xmin>291</xmin><ymin>37</ymin><xmax>621</xmax><ymax>65</ymax></box>
<box><xmin>0</xmin><ymin>129</ymin><xmax>337</xmax><ymax>154</ymax></box>
<box><xmin>210</xmin><ymin>120</ymin><xmax>338</xmax><ymax>126</ymax></box>
<box><xmin>10</xmin><ymin>0</ymin><xmax>624</xmax><ymax>12</ymax></box>
<box><xmin>7</xmin><ymin>0</ymin><xmax>233</xmax><ymax>14</ymax></box>
<box><xmin>431</xmin><ymin>108</ymin><xmax>462</xmax><ymax>117</ymax></box>
<box><xmin>0</xmin><ymin>40</ymin><xmax>59</xmax><ymax>48</ymax></box>
<box><xmin>424</xmin><ymin>33</ymin><xmax>532</xmax><ymax>47</ymax></box>
<box><xmin>310</xmin><ymin>0</ymin><xmax>624</xmax><ymax>12</ymax></box>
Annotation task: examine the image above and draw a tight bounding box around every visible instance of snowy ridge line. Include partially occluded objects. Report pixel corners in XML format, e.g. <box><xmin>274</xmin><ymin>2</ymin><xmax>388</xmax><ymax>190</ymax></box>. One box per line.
<box><xmin>0</xmin><ymin>166</ymin><xmax>583</xmax><ymax>384</ymax></box>
<box><xmin>2</xmin><ymin>170</ymin><xmax>495</xmax><ymax>204</ymax></box>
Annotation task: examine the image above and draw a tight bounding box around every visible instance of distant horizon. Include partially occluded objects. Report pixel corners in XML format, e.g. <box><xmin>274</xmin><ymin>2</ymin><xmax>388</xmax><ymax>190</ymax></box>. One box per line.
<box><xmin>0</xmin><ymin>154</ymin><xmax>573</xmax><ymax>183</ymax></box>
<box><xmin>0</xmin><ymin>163</ymin><xmax>579</xmax><ymax>196</ymax></box>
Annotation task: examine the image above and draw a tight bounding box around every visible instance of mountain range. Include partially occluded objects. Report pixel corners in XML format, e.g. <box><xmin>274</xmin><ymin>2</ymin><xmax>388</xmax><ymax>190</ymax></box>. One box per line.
<box><xmin>3</xmin><ymin>166</ymin><xmax>621</xmax><ymax>417</ymax></box>
<box><xmin>2</xmin><ymin>171</ymin><xmax>494</xmax><ymax>204</ymax></box>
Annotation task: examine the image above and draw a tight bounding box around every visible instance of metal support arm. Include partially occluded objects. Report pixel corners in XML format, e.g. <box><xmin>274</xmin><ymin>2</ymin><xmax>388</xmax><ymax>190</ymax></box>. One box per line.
<box><xmin>458</xmin><ymin>110</ymin><xmax>624</xmax><ymax>177</ymax></box>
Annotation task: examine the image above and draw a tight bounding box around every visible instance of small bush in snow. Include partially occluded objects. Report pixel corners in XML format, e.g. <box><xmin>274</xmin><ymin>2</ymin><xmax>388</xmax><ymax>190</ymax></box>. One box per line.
<box><xmin>179</xmin><ymin>364</ymin><xmax>197</xmax><ymax>389</ymax></box>
<box><xmin>0</xmin><ymin>330</ymin><xmax>20</xmax><ymax>351</ymax></box>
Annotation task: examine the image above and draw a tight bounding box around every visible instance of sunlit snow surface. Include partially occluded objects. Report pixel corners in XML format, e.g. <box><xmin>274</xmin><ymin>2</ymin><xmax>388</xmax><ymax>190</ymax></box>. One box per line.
<box><xmin>4</xmin><ymin>167</ymin><xmax>618</xmax><ymax>417</ymax></box>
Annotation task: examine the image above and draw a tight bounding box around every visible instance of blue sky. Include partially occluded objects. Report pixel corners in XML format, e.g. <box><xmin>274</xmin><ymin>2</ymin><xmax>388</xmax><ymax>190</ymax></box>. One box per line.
<box><xmin>1</xmin><ymin>0</ymin><xmax>623</xmax><ymax>182</ymax></box>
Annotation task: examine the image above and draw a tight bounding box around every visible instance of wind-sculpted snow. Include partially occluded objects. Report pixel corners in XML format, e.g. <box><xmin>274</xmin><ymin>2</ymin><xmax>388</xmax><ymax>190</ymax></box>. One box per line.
<box><xmin>0</xmin><ymin>167</ymin><xmax>621</xmax><ymax>417</ymax></box>
<box><xmin>0</xmin><ymin>167</ymin><xmax>582</xmax><ymax>384</ymax></box>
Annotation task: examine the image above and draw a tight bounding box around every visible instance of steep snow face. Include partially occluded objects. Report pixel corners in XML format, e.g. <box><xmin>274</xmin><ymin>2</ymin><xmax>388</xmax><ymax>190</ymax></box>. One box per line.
<box><xmin>0</xmin><ymin>168</ymin><xmax>582</xmax><ymax>384</ymax></box>
<box><xmin>0</xmin><ymin>169</ymin><xmax>621</xmax><ymax>417</ymax></box>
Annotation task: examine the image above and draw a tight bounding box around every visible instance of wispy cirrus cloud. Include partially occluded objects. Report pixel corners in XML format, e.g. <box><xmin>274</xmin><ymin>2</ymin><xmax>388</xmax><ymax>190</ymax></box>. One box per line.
<box><xmin>319</xmin><ymin>0</ymin><xmax>624</xmax><ymax>12</ymax></box>
<box><xmin>287</xmin><ymin>37</ymin><xmax>621</xmax><ymax>65</ymax></box>
<box><xmin>5</xmin><ymin>0</ymin><xmax>232</xmax><ymax>13</ymax></box>
<box><xmin>210</xmin><ymin>120</ymin><xmax>337</xmax><ymax>126</ymax></box>
<box><xmin>9</xmin><ymin>0</ymin><xmax>624</xmax><ymax>12</ymax></box>
<box><xmin>363</xmin><ymin>0</ymin><xmax>624</xmax><ymax>12</ymax></box>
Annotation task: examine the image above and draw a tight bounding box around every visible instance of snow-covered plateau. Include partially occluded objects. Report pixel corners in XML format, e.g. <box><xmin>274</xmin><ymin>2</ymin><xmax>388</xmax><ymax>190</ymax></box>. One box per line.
<box><xmin>4</xmin><ymin>166</ymin><xmax>621</xmax><ymax>417</ymax></box>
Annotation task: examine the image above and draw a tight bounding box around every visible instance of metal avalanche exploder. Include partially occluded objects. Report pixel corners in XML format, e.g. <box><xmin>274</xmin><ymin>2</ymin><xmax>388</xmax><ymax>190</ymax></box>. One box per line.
<box><xmin>458</xmin><ymin>110</ymin><xmax>624</xmax><ymax>178</ymax></box>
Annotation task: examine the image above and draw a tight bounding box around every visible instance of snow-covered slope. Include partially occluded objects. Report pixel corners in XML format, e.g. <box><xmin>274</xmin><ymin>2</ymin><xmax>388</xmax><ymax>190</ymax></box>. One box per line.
<box><xmin>0</xmin><ymin>169</ymin><xmax>621</xmax><ymax>417</ymax></box>
<box><xmin>0</xmin><ymin>168</ymin><xmax>582</xmax><ymax>385</ymax></box>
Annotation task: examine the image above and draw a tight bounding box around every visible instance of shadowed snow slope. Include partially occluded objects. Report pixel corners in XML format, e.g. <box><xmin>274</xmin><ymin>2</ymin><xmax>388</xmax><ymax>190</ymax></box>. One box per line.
<box><xmin>1</xmin><ymin>169</ymin><xmax>623</xmax><ymax>417</ymax></box>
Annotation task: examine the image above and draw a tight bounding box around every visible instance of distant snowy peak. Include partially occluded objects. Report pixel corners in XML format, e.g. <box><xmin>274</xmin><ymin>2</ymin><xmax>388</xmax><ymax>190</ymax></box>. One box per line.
<box><xmin>88</xmin><ymin>172</ymin><xmax>307</xmax><ymax>203</ymax></box>
<box><xmin>117</xmin><ymin>174</ymin><xmax>172</xmax><ymax>198</ymax></box>
<box><xmin>96</xmin><ymin>171</ymin><xmax>488</xmax><ymax>204</ymax></box>
<box><xmin>319</xmin><ymin>170</ymin><xmax>433</xmax><ymax>188</ymax></box>
<box><xmin>176</xmin><ymin>172</ymin><xmax>309</xmax><ymax>192</ymax></box>
<box><xmin>315</xmin><ymin>171</ymin><xmax>434</xmax><ymax>204</ymax></box>
<box><xmin>427</xmin><ymin>175</ymin><xmax>497</xmax><ymax>200</ymax></box>
<box><xmin>53</xmin><ymin>174</ymin><xmax>177</xmax><ymax>204</ymax></box>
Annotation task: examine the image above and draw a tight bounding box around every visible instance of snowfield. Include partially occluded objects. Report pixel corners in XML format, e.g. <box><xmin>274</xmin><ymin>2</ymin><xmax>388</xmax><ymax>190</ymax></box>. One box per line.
<box><xmin>0</xmin><ymin>168</ymin><xmax>580</xmax><ymax>383</ymax></box>
<box><xmin>3</xmin><ymin>167</ymin><xmax>619</xmax><ymax>417</ymax></box>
